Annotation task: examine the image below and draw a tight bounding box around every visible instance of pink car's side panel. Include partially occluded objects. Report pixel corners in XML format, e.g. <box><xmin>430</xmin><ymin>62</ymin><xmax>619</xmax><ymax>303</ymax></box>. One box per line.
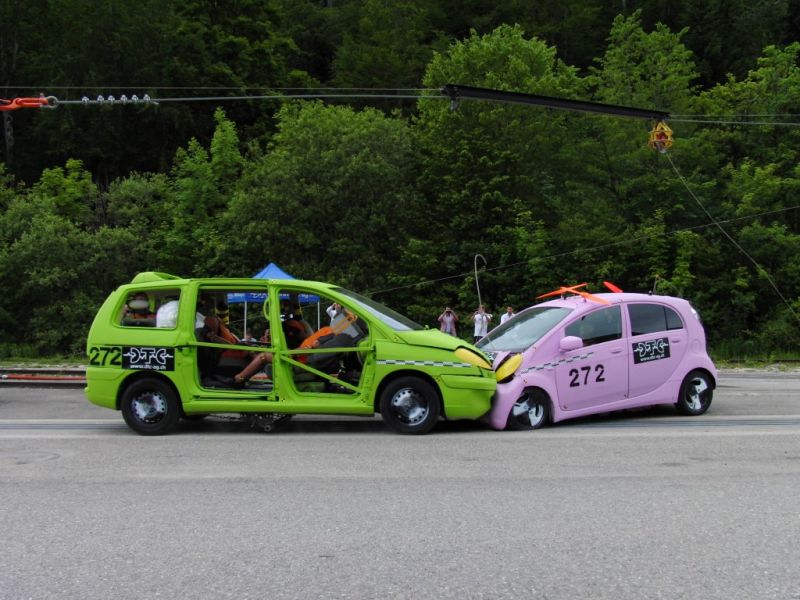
<box><xmin>484</xmin><ymin>293</ymin><xmax>717</xmax><ymax>430</ymax></box>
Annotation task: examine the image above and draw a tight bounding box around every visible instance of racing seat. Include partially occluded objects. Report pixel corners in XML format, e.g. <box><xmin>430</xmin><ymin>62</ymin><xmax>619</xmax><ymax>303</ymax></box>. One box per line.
<box><xmin>195</xmin><ymin>326</ymin><xmax>238</xmax><ymax>388</ymax></box>
<box><xmin>306</xmin><ymin>333</ymin><xmax>357</xmax><ymax>372</ymax></box>
<box><xmin>296</xmin><ymin>333</ymin><xmax>361</xmax><ymax>394</ymax></box>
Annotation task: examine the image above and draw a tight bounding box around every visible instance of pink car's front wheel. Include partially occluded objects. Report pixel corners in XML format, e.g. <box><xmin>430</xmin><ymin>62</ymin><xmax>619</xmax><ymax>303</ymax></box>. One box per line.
<box><xmin>506</xmin><ymin>389</ymin><xmax>550</xmax><ymax>430</ymax></box>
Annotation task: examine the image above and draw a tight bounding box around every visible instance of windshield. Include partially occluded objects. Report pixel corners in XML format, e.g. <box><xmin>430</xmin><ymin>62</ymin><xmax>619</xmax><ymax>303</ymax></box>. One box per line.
<box><xmin>477</xmin><ymin>306</ymin><xmax>572</xmax><ymax>352</ymax></box>
<box><xmin>334</xmin><ymin>288</ymin><xmax>423</xmax><ymax>331</ymax></box>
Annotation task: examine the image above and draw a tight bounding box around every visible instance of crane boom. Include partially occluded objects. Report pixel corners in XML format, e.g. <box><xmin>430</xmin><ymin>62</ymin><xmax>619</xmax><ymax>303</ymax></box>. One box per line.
<box><xmin>441</xmin><ymin>84</ymin><xmax>669</xmax><ymax>121</ymax></box>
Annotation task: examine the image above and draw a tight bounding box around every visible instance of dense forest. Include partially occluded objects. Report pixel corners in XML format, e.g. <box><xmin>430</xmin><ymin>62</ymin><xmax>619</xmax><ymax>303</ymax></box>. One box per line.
<box><xmin>1</xmin><ymin>0</ymin><xmax>799</xmax><ymax>358</ymax></box>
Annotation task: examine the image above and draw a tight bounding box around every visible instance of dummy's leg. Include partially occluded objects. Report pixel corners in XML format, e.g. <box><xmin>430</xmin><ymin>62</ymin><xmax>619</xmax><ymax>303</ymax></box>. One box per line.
<box><xmin>234</xmin><ymin>352</ymin><xmax>273</xmax><ymax>385</ymax></box>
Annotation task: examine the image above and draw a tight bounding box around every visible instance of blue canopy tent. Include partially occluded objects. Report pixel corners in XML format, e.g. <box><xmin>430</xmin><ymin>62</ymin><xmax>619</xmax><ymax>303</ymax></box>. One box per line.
<box><xmin>254</xmin><ymin>262</ymin><xmax>293</xmax><ymax>280</ymax></box>
<box><xmin>227</xmin><ymin>263</ymin><xmax>321</xmax><ymax>334</ymax></box>
<box><xmin>227</xmin><ymin>263</ymin><xmax>319</xmax><ymax>304</ymax></box>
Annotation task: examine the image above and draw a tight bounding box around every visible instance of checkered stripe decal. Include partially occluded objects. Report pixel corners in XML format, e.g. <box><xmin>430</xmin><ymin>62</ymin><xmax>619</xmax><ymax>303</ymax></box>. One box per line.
<box><xmin>378</xmin><ymin>359</ymin><xmax>473</xmax><ymax>368</ymax></box>
<box><xmin>520</xmin><ymin>351</ymin><xmax>595</xmax><ymax>374</ymax></box>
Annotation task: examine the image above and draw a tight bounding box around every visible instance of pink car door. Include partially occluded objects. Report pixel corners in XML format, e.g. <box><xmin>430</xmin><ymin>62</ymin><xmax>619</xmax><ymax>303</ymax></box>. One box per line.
<box><xmin>555</xmin><ymin>305</ymin><xmax>629</xmax><ymax>412</ymax></box>
<box><xmin>627</xmin><ymin>302</ymin><xmax>688</xmax><ymax>398</ymax></box>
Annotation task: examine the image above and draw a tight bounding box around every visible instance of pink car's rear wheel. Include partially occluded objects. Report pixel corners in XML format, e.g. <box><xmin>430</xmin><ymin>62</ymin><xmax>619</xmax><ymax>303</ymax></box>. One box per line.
<box><xmin>675</xmin><ymin>370</ymin><xmax>713</xmax><ymax>416</ymax></box>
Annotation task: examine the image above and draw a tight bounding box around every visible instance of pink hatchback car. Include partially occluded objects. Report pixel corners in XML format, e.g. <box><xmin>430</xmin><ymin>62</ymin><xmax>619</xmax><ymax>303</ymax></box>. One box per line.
<box><xmin>477</xmin><ymin>290</ymin><xmax>717</xmax><ymax>430</ymax></box>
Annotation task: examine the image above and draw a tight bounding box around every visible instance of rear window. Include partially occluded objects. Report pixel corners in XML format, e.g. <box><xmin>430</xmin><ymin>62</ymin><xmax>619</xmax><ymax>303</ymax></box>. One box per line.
<box><xmin>629</xmin><ymin>303</ymin><xmax>684</xmax><ymax>336</ymax></box>
<box><xmin>119</xmin><ymin>289</ymin><xmax>181</xmax><ymax>328</ymax></box>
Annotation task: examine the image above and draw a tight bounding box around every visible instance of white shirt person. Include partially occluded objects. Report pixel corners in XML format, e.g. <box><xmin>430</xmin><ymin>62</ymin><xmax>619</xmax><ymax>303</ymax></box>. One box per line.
<box><xmin>500</xmin><ymin>306</ymin><xmax>516</xmax><ymax>324</ymax></box>
<box><xmin>472</xmin><ymin>306</ymin><xmax>492</xmax><ymax>342</ymax></box>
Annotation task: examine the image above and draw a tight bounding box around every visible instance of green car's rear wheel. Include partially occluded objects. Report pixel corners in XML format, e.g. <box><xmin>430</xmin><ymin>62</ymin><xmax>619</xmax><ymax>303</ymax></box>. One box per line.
<box><xmin>121</xmin><ymin>377</ymin><xmax>181</xmax><ymax>435</ymax></box>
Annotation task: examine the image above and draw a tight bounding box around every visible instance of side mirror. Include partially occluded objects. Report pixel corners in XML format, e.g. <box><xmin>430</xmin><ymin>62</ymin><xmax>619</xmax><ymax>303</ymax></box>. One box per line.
<box><xmin>559</xmin><ymin>336</ymin><xmax>583</xmax><ymax>352</ymax></box>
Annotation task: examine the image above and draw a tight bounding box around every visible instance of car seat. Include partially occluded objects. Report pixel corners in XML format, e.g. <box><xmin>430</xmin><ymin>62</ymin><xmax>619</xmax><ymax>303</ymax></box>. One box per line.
<box><xmin>195</xmin><ymin>326</ymin><xmax>238</xmax><ymax>388</ymax></box>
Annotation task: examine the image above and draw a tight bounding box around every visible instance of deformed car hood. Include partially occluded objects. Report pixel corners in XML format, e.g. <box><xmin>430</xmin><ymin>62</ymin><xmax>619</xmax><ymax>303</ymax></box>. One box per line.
<box><xmin>486</xmin><ymin>349</ymin><xmax>513</xmax><ymax>369</ymax></box>
<box><xmin>393</xmin><ymin>330</ymin><xmax>468</xmax><ymax>351</ymax></box>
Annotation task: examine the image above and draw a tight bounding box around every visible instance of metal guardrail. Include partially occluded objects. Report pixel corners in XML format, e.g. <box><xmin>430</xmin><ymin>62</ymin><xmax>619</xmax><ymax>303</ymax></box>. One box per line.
<box><xmin>720</xmin><ymin>359</ymin><xmax>800</xmax><ymax>364</ymax></box>
<box><xmin>0</xmin><ymin>366</ymin><xmax>87</xmax><ymax>388</ymax></box>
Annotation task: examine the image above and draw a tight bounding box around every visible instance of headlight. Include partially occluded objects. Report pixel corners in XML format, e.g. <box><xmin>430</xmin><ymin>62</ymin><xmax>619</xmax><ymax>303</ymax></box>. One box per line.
<box><xmin>454</xmin><ymin>347</ymin><xmax>492</xmax><ymax>370</ymax></box>
<box><xmin>495</xmin><ymin>353</ymin><xmax>523</xmax><ymax>383</ymax></box>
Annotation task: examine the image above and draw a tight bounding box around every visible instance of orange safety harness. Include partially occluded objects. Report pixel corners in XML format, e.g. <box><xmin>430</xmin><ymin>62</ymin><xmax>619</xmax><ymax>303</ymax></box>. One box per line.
<box><xmin>297</xmin><ymin>310</ymin><xmax>358</xmax><ymax>363</ymax></box>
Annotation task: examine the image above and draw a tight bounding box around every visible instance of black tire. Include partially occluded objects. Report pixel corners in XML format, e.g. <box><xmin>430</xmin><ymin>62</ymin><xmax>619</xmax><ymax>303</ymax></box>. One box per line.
<box><xmin>379</xmin><ymin>376</ymin><xmax>440</xmax><ymax>435</ymax></box>
<box><xmin>506</xmin><ymin>389</ymin><xmax>549</xmax><ymax>430</ymax></box>
<box><xmin>120</xmin><ymin>378</ymin><xmax>181</xmax><ymax>435</ymax></box>
<box><xmin>675</xmin><ymin>370</ymin><xmax>713</xmax><ymax>416</ymax></box>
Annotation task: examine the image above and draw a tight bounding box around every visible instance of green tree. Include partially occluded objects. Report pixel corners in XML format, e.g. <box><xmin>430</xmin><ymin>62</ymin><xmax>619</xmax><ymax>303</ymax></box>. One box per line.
<box><xmin>331</xmin><ymin>0</ymin><xmax>437</xmax><ymax>90</ymax></box>
<box><xmin>565</xmin><ymin>11</ymin><xmax>703</xmax><ymax>294</ymax></box>
<box><xmin>28</xmin><ymin>159</ymin><xmax>98</xmax><ymax>228</ymax></box>
<box><xmin>408</xmin><ymin>25</ymin><xmax>586</xmax><ymax>316</ymax></box>
<box><xmin>218</xmin><ymin>101</ymin><xmax>422</xmax><ymax>291</ymax></box>
<box><xmin>4</xmin><ymin>0</ymin><xmax>305</xmax><ymax>184</ymax></box>
<box><xmin>681</xmin><ymin>43</ymin><xmax>800</xmax><ymax>345</ymax></box>
<box><xmin>159</xmin><ymin>109</ymin><xmax>244</xmax><ymax>276</ymax></box>
<box><xmin>100</xmin><ymin>171</ymin><xmax>172</xmax><ymax>275</ymax></box>
<box><xmin>678</xmin><ymin>0</ymin><xmax>791</xmax><ymax>85</ymax></box>
<box><xmin>0</xmin><ymin>164</ymin><xmax>20</xmax><ymax>212</ymax></box>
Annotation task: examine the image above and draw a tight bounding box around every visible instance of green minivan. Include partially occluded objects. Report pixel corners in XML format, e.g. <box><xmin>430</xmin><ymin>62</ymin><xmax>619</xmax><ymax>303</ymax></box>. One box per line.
<box><xmin>85</xmin><ymin>272</ymin><xmax>495</xmax><ymax>435</ymax></box>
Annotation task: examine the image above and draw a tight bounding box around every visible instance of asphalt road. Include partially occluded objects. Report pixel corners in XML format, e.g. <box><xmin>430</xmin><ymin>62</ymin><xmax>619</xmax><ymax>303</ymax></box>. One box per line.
<box><xmin>1</xmin><ymin>371</ymin><xmax>799</xmax><ymax>600</ymax></box>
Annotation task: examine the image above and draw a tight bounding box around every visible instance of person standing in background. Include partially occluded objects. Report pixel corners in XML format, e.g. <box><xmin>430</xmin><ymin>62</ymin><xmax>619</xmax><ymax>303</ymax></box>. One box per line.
<box><xmin>472</xmin><ymin>305</ymin><xmax>492</xmax><ymax>343</ymax></box>
<box><xmin>438</xmin><ymin>307</ymin><xmax>459</xmax><ymax>336</ymax></box>
<box><xmin>500</xmin><ymin>306</ymin><xmax>516</xmax><ymax>324</ymax></box>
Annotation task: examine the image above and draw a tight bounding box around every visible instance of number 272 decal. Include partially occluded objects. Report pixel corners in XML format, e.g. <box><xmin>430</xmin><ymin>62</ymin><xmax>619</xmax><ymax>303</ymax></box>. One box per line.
<box><xmin>88</xmin><ymin>346</ymin><xmax>122</xmax><ymax>366</ymax></box>
<box><xmin>569</xmin><ymin>364</ymin><xmax>605</xmax><ymax>387</ymax></box>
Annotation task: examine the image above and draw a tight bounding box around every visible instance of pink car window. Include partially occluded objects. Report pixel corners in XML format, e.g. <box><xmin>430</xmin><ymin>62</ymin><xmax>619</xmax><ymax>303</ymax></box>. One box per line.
<box><xmin>565</xmin><ymin>306</ymin><xmax>622</xmax><ymax>346</ymax></box>
<box><xmin>665</xmin><ymin>306</ymin><xmax>684</xmax><ymax>330</ymax></box>
<box><xmin>629</xmin><ymin>303</ymin><xmax>684</xmax><ymax>336</ymax></box>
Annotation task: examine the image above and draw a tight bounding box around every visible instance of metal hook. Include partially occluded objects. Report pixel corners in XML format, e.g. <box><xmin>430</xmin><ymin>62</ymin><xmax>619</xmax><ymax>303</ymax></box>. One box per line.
<box><xmin>474</xmin><ymin>254</ymin><xmax>487</xmax><ymax>309</ymax></box>
<box><xmin>441</xmin><ymin>85</ymin><xmax>460</xmax><ymax>111</ymax></box>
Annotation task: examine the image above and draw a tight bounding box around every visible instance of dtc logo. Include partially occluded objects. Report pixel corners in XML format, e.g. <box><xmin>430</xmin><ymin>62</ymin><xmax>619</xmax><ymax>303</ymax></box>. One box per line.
<box><xmin>632</xmin><ymin>337</ymin><xmax>670</xmax><ymax>364</ymax></box>
<box><xmin>122</xmin><ymin>347</ymin><xmax>175</xmax><ymax>371</ymax></box>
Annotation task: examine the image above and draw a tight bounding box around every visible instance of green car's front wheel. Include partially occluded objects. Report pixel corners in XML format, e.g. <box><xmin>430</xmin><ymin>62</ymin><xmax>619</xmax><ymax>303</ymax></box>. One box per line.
<box><xmin>379</xmin><ymin>376</ymin><xmax>440</xmax><ymax>435</ymax></box>
<box><xmin>121</xmin><ymin>377</ymin><xmax>181</xmax><ymax>436</ymax></box>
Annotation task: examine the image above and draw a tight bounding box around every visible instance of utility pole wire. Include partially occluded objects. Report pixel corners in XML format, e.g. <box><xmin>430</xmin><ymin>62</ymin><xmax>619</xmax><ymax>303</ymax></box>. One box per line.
<box><xmin>664</xmin><ymin>152</ymin><xmax>800</xmax><ymax>325</ymax></box>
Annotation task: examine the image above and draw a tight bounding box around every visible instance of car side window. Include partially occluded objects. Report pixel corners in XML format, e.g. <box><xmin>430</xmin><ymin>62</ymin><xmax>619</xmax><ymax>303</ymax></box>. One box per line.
<box><xmin>629</xmin><ymin>303</ymin><xmax>684</xmax><ymax>336</ymax></box>
<box><xmin>194</xmin><ymin>288</ymin><xmax>272</xmax><ymax>345</ymax></box>
<box><xmin>665</xmin><ymin>307</ymin><xmax>684</xmax><ymax>330</ymax></box>
<box><xmin>277</xmin><ymin>290</ymin><xmax>368</xmax><ymax>351</ymax></box>
<box><xmin>120</xmin><ymin>289</ymin><xmax>180</xmax><ymax>328</ymax></box>
<box><xmin>278</xmin><ymin>289</ymin><xmax>369</xmax><ymax>394</ymax></box>
<box><xmin>565</xmin><ymin>306</ymin><xmax>622</xmax><ymax>347</ymax></box>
